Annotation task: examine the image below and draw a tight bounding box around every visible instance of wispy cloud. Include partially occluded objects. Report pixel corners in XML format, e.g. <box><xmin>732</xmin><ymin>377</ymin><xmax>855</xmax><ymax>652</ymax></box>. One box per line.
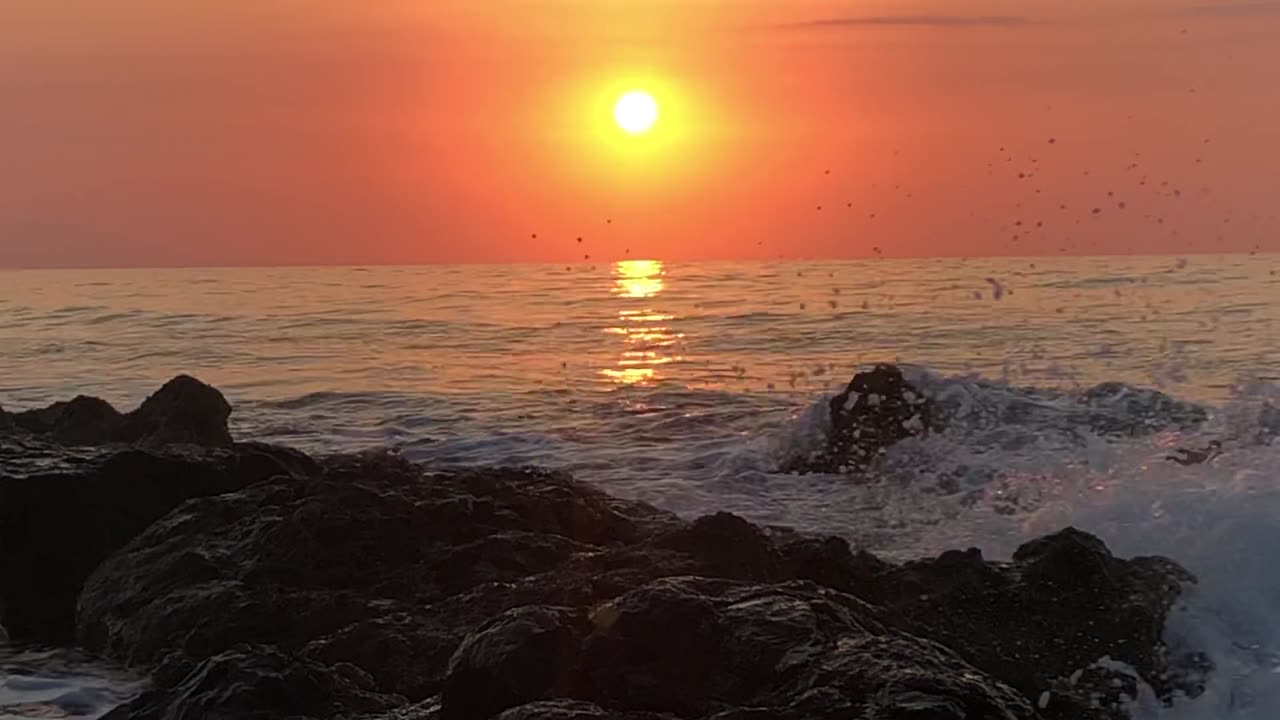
<box><xmin>1181</xmin><ymin>1</ymin><xmax>1280</xmax><ymax>16</ymax></box>
<box><xmin>780</xmin><ymin>15</ymin><xmax>1031</xmax><ymax>30</ymax></box>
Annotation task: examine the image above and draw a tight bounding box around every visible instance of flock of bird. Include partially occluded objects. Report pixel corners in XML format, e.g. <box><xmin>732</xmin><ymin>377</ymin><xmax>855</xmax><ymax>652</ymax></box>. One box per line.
<box><xmin>532</xmin><ymin>26</ymin><xmax>1272</xmax><ymax>298</ymax></box>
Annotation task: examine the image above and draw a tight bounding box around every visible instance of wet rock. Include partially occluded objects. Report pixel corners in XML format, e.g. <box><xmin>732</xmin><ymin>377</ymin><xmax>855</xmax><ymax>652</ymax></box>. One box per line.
<box><xmin>442</xmin><ymin>606</ymin><xmax>589</xmax><ymax>720</ymax></box>
<box><xmin>70</xmin><ymin>446</ymin><xmax>1198</xmax><ymax>720</ymax></box>
<box><xmin>123</xmin><ymin>374</ymin><xmax>234</xmax><ymax>447</ymax></box>
<box><xmin>0</xmin><ymin>439</ymin><xmax>315</xmax><ymax>642</ymax></box>
<box><xmin>443</xmin><ymin>577</ymin><xmax>1035</xmax><ymax>720</ymax></box>
<box><xmin>0</xmin><ymin>401</ymin><xmax>17</xmax><ymax>435</ymax></box>
<box><xmin>865</xmin><ymin>527</ymin><xmax>1197</xmax><ymax>719</ymax></box>
<box><xmin>785</xmin><ymin>364</ymin><xmax>934</xmax><ymax>474</ymax></box>
<box><xmin>9</xmin><ymin>375</ymin><xmax>232</xmax><ymax>447</ymax></box>
<box><xmin>100</xmin><ymin>644</ymin><xmax>403</xmax><ymax>720</ymax></box>
<box><xmin>12</xmin><ymin>396</ymin><xmax>125</xmax><ymax>444</ymax></box>
<box><xmin>76</xmin><ymin>458</ymin><xmax>671</xmax><ymax>680</ymax></box>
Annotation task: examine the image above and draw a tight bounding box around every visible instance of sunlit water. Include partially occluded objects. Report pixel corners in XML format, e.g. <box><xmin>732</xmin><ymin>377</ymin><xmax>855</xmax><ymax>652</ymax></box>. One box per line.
<box><xmin>2</xmin><ymin>256</ymin><xmax>1279</xmax><ymax>717</ymax></box>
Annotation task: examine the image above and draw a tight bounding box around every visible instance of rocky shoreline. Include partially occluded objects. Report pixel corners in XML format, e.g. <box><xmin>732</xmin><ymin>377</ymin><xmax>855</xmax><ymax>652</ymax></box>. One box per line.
<box><xmin>0</xmin><ymin>374</ymin><xmax>1209</xmax><ymax>719</ymax></box>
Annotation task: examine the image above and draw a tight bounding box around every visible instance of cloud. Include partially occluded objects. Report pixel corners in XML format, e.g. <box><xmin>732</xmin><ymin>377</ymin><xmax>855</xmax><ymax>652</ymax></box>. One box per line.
<box><xmin>1181</xmin><ymin>1</ymin><xmax>1280</xmax><ymax>16</ymax></box>
<box><xmin>780</xmin><ymin>15</ymin><xmax>1031</xmax><ymax>30</ymax></box>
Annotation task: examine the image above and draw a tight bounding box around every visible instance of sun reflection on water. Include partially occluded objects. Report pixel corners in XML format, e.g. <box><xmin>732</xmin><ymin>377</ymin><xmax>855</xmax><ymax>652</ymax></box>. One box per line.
<box><xmin>601</xmin><ymin>260</ymin><xmax>683</xmax><ymax>385</ymax></box>
<box><xmin>612</xmin><ymin>259</ymin><xmax>665</xmax><ymax>298</ymax></box>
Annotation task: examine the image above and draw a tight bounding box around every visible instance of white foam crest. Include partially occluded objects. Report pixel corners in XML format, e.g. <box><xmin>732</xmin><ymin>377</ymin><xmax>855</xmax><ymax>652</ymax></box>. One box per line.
<box><xmin>749</xmin><ymin>371</ymin><xmax>1280</xmax><ymax>717</ymax></box>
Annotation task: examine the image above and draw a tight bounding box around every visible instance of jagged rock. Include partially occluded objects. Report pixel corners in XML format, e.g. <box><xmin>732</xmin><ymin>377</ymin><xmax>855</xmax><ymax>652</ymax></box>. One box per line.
<box><xmin>12</xmin><ymin>395</ymin><xmax>125</xmax><ymax>444</ymax></box>
<box><xmin>442</xmin><ymin>606</ymin><xmax>590</xmax><ymax>720</ymax></box>
<box><xmin>9</xmin><ymin>375</ymin><xmax>232</xmax><ymax>447</ymax></box>
<box><xmin>438</xmin><ymin>577</ymin><xmax>1035</xmax><ymax>720</ymax></box>
<box><xmin>863</xmin><ymin>528</ymin><xmax>1198</xmax><ymax>719</ymax></box>
<box><xmin>76</xmin><ymin>457</ymin><xmax>671</xmax><ymax>673</ymax></box>
<box><xmin>74</xmin><ymin>448</ymin><xmax>1196</xmax><ymax>720</ymax></box>
<box><xmin>99</xmin><ymin>644</ymin><xmax>404</xmax><ymax>720</ymax></box>
<box><xmin>124</xmin><ymin>374</ymin><xmax>234</xmax><ymax>447</ymax></box>
<box><xmin>0</xmin><ymin>438</ymin><xmax>316</xmax><ymax>642</ymax></box>
<box><xmin>785</xmin><ymin>364</ymin><xmax>934</xmax><ymax>474</ymax></box>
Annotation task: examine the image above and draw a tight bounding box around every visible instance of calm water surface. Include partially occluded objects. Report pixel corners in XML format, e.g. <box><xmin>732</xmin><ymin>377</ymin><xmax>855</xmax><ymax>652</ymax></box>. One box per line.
<box><xmin>2</xmin><ymin>256</ymin><xmax>1277</xmax><ymax>406</ymax></box>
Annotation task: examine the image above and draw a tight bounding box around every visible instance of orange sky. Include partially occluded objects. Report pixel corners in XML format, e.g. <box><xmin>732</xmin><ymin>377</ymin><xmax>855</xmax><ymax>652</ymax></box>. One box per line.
<box><xmin>1</xmin><ymin>0</ymin><xmax>1278</xmax><ymax>267</ymax></box>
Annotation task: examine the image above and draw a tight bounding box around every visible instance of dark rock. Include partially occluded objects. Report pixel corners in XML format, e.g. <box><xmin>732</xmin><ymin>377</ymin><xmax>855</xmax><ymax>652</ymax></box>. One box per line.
<box><xmin>123</xmin><ymin>374</ymin><xmax>233</xmax><ymax>447</ymax></box>
<box><xmin>442</xmin><ymin>606</ymin><xmax>589</xmax><ymax>720</ymax></box>
<box><xmin>12</xmin><ymin>396</ymin><xmax>125</xmax><ymax>444</ymax></box>
<box><xmin>60</xmin><ymin>438</ymin><xmax>1196</xmax><ymax>720</ymax></box>
<box><xmin>0</xmin><ymin>439</ymin><xmax>314</xmax><ymax>642</ymax></box>
<box><xmin>9</xmin><ymin>375</ymin><xmax>232</xmax><ymax>447</ymax></box>
<box><xmin>446</xmin><ymin>577</ymin><xmax>1036</xmax><ymax>720</ymax></box>
<box><xmin>865</xmin><ymin>527</ymin><xmax>1197</xmax><ymax>719</ymax></box>
<box><xmin>775</xmin><ymin>533</ymin><xmax>892</xmax><ymax>595</ymax></box>
<box><xmin>785</xmin><ymin>364</ymin><xmax>934</xmax><ymax>474</ymax></box>
<box><xmin>100</xmin><ymin>644</ymin><xmax>403</xmax><ymax>720</ymax></box>
<box><xmin>76</xmin><ymin>459</ymin><xmax>671</xmax><ymax>679</ymax></box>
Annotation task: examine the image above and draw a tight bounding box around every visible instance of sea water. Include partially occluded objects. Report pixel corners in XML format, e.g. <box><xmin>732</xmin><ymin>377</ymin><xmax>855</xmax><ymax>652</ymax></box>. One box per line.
<box><xmin>1</xmin><ymin>255</ymin><xmax>1278</xmax><ymax>717</ymax></box>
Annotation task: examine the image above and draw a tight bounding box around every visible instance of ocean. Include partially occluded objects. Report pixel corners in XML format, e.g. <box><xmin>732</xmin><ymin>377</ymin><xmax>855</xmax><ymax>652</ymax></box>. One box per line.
<box><xmin>1</xmin><ymin>255</ymin><xmax>1279</xmax><ymax>718</ymax></box>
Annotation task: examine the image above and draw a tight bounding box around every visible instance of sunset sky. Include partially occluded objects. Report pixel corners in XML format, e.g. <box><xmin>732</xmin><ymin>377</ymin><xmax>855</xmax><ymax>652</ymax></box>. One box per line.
<box><xmin>2</xmin><ymin>1</ymin><xmax>1278</xmax><ymax>267</ymax></box>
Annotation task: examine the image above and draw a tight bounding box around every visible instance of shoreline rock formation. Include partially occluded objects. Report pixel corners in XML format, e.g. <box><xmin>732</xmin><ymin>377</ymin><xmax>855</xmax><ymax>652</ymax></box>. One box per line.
<box><xmin>783</xmin><ymin>364</ymin><xmax>935</xmax><ymax>474</ymax></box>
<box><xmin>0</xmin><ymin>375</ymin><xmax>1208</xmax><ymax>719</ymax></box>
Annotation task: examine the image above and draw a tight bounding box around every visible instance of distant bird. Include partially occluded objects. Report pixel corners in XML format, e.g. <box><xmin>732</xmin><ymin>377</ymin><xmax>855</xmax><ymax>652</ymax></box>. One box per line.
<box><xmin>577</xmin><ymin>237</ymin><xmax>583</xmax><ymax>243</ymax></box>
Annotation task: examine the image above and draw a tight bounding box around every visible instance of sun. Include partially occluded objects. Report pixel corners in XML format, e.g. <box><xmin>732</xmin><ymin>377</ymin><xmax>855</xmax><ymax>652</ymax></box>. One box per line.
<box><xmin>613</xmin><ymin>90</ymin><xmax>659</xmax><ymax>135</ymax></box>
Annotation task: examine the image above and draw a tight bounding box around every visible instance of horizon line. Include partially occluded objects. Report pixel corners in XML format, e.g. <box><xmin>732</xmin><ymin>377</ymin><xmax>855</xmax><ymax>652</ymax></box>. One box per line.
<box><xmin>1</xmin><ymin>249</ymin><xmax>1274</xmax><ymax>272</ymax></box>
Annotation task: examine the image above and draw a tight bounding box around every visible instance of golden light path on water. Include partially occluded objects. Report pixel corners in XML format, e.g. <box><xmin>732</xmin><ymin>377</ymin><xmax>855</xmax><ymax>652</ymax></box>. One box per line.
<box><xmin>602</xmin><ymin>259</ymin><xmax>684</xmax><ymax>384</ymax></box>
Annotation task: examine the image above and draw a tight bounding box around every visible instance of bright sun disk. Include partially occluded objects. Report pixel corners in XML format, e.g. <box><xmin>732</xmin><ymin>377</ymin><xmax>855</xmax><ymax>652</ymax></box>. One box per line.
<box><xmin>614</xmin><ymin>90</ymin><xmax>659</xmax><ymax>134</ymax></box>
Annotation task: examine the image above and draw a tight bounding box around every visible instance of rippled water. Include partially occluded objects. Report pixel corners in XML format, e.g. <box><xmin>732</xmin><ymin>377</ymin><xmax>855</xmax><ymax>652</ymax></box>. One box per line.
<box><xmin>2</xmin><ymin>255</ymin><xmax>1279</xmax><ymax>717</ymax></box>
